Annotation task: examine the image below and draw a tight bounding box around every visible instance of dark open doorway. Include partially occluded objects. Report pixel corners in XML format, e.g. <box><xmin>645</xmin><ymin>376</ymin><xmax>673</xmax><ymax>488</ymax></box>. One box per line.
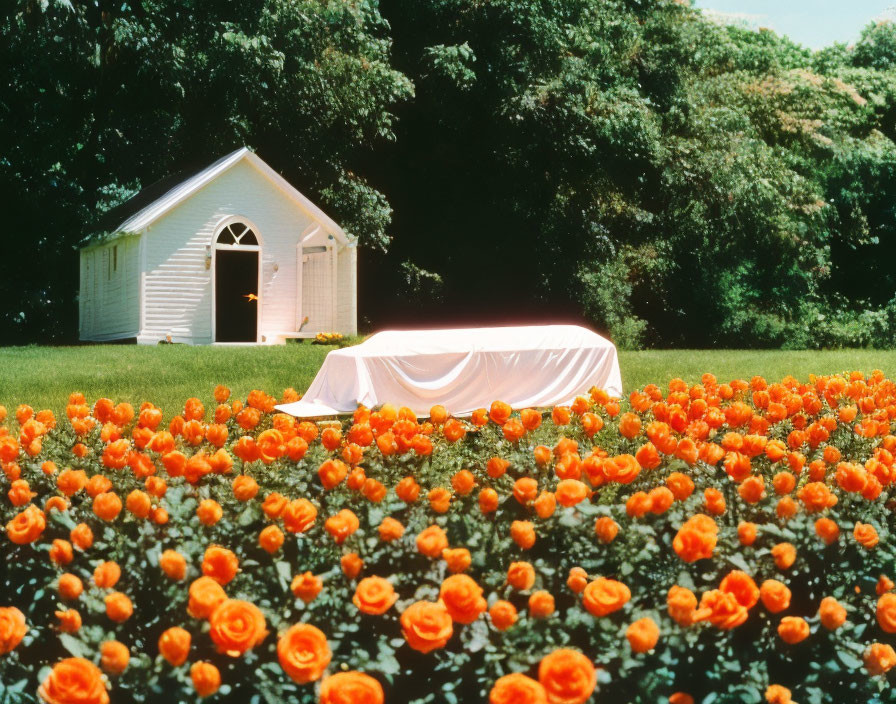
<box><xmin>215</xmin><ymin>249</ymin><xmax>259</xmax><ymax>342</ymax></box>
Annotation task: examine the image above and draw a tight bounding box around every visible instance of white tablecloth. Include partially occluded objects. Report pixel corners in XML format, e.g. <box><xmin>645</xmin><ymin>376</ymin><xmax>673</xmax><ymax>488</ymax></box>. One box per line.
<box><xmin>275</xmin><ymin>325</ymin><xmax>622</xmax><ymax>418</ymax></box>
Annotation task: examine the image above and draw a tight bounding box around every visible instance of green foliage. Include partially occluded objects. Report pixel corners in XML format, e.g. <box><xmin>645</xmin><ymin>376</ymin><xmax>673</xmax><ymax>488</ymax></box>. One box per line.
<box><xmin>5</xmin><ymin>2</ymin><xmax>896</xmax><ymax>347</ymax></box>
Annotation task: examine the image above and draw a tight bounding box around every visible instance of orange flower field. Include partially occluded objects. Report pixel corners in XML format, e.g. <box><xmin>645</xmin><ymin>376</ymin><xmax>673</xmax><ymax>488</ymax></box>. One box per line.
<box><xmin>2</xmin><ymin>373</ymin><xmax>896</xmax><ymax>703</ymax></box>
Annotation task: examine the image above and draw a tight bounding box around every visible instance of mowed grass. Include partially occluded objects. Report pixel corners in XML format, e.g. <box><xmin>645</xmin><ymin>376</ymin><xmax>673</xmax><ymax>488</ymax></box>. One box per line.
<box><xmin>1</xmin><ymin>344</ymin><xmax>895</xmax><ymax>418</ymax></box>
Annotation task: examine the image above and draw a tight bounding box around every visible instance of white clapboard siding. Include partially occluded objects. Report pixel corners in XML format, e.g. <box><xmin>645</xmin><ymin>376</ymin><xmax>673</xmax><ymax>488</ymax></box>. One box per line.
<box><xmin>141</xmin><ymin>158</ymin><xmax>318</xmax><ymax>343</ymax></box>
<box><xmin>336</xmin><ymin>244</ymin><xmax>358</xmax><ymax>335</ymax></box>
<box><xmin>79</xmin><ymin>237</ymin><xmax>140</xmax><ymax>340</ymax></box>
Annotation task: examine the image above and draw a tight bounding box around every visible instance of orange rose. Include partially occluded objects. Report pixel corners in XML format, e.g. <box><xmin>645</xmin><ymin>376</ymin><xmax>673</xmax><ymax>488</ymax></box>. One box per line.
<box><xmin>672</xmin><ymin>514</ymin><xmax>718</xmax><ymax>563</ymax></box>
<box><xmin>341</xmin><ymin>553</ymin><xmax>363</xmax><ymax>579</ymax></box>
<box><xmin>451</xmin><ymin>469</ymin><xmax>476</xmax><ymax>495</ymax></box>
<box><xmin>395</xmin><ymin>476</ymin><xmax>421</xmax><ymax>502</ymax></box>
<box><xmin>665</xmin><ymin>472</ymin><xmax>694</xmax><ymax>501</ymax></box>
<box><xmin>771</xmin><ymin>542</ymin><xmax>796</xmax><ymax>570</ymax></box>
<box><xmin>667</xmin><ymin>586</ymin><xmax>702</xmax><ymax>627</ymax></box>
<box><xmin>719</xmin><ymin>571</ymin><xmax>759</xmax><ymax>609</ymax></box>
<box><xmin>759</xmin><ymin>579</ymin><xmax>791</xmax><ymax>613</ymax></box>
<box><xmin>93</xmin><ymin>561</ymin><xmax>121</xmax><ymax>589</ymax></box>
<box><xmin>282</xmin><ymin>498</ymin><xmax>318</xmax><ymax>533</ymax></box>
<box><xmin>555</xmin><ymin>479</ymin><xmax>589</xmax><ymax>508</ymax></box>
<box><xmin>772</xmin><ymin>471</ymin><xmax>796</xmax><ymax>495</ymax></box>
<box><xmin>105</xmin><ymin>592</ymin><xmax>133</xmax><ymax>623</ymax></box>
<box><xmin>669</xmin><ymin>694</ymin><xmax>695</xmax><ymax>704</ymax></box>
<box><xmin>531</xmin><ymin>491</ymin><xmax>555</xmax><ymax>519</ymax></box>
<box><xmin>209</xmin><ymin>599</ymin><xmax>267</xmax><ymax>656</ymax></box>
<box><xmin>737</xmin><ymin>475</ymin><xmax>765</xmax><ymax>504</ymax></box>
<box><xmin>324</xmin><ymin>509</ymin><xmax>360</xmax><ymax>545</ymax></box>
<box><xmin>602</xmin><ymin>454</ymin><xmax>640</xmax><ymax>484</ymax></box>
<box><xmin>8</xmin><ymin>479</ymin><xmax>35</xmax><ymax>506</ymax></box>
<box><xmin>854</xmin><ymin>522</ymin><xmax>879</xmax><ymax>549</ymax></box>
<box><xmin>486</xmin><ymin>456</ymin><xmax>510</xmax><ymax>479</ymax></box>
<box><xmin>737</xmin><ymin>521</ymin><xmax>757</xmax><ymax>546</ymax></box>
<box><xmin>765</xmin><ymin>685</ymin><xmax>792</xmax><ymax>704</ymax></box>
<box><xmin>86</xmin><ymin>475</ymin><xmax>112</xmax><ymax>498</ymax></box>
<box><xmin>513</xmin><ymin>477</ymin><xmax>538</xmax><ymax>505</ymax></box>
<box><xmin>100</xmin><ymin>640</ymin><xmax>129</xmax><ymax>675</ymax></box>
<box><xmin>49</xmin><ymin>539</ymin><xmax>74</xmax><ymax>566</ymax></box>
<box><xmin>865</xmin><ymin>642</ymin><xmax>896</xmax><ymax>675</ymax></box>
<box><xmin>703</xmin><ymin>487</ymin><xmax>726</xmax><ymax>515</ymax></box>
<box><xmin>814</xmin><ymin>517</ymin><xmax>840</xmax><ymax>544</ymax></box>
<box><xmin>529</xmin><ymin>591</ymin><xmax>555</xmax><ymax>618</ymax></box>
<box><xmin>777</xmin><ymin>616</ymin><xmax>810</xmax><ymax>644</ymax></box>
<box><xmin>190</xmin><ymin>662</ymin><xmax>221</xmax><ymax>697</ymax></box>
<box><xmin>567</xmin><ymin>567</ymin><xmax>588</xmax><ymax>594</ymax></box>
<box><xmin>511</xmin><ymin>520</ymin><xmax>536</xmax><ymax>550</ymax></box>
<box><xmin>55</xmin><ymin>609</ymin><xmax>81</xmax><ymax>633</ymax></box>
<box><xmin>70</xmin><ymin>523</ymin><xmax>93</xmax><ymax>551</ymax></box>
<box><xmin>0</xmin><ymin>606</ymin><xmax>27</xmax><ymax>654</ymax></box>
<box><xmin>58</xmin><ymin>574</ymin><xmax>83</xmax><ymax>601</ymax></box>
<box><xmin>187</xmin><ymin>576</ymin><xmax>227</xmax><ymax>619</ymax></box>
<box><xmin>582</xmin><ymin>577</ymin><xmax>630</xmax><ymax>617</ymax></box>
<box><xmin>45</xmin><ymin>496</ymin><xmax>68</xmax><ymax>514</ymax></box>
<box><xmin>416</xmin><ymin>525</ymin><xmax>448</xmax><ymax>558</ymax></box>
<box><xmin>38</xmin><ymin>658</ymin><xmax>109</xmax><ymax>704</ymax></box>
<box><xmin>797</xmin><ymin>482</ymin><xmax>837</xmax><ymax>512</ymax></box>
<box><xmin>626</xmin><ymin>617</ymin><xmax>659</xmax><ymax>653</ymax></box>
<box><xmin>648</xmin><ymin>486</ymin><xmax>674</xmax><ymax>514</ymax></box>
<box><xmin>877</xmin><ymin>593</ymin><xmax>896</xmax><ymax>632</ymax></box>
<box><xmin>125</xmin><ymin>489</ymin><xmax>151</xmax><ymax>519</ymax></box>
<box><xmin>291</xmin><ymin>572</ymin><xmax>323</xmax><ymax>603</ymax></box>
<box><xmin>626</xmin><ymin>491</ymin><xmax>651</xmax><ymax>518</ymax></box>
<box><xmin>6</xmin><ymin>504</ymin><xmax>46</xmax><ymax>544</ymax></box>
<box><xmin>372</xmin><ymin>518</ymin><xmax>403</xmax><ymax>544</ymax></box>
<box><xmin>538</xmin><ymin>649</ymin><xmax>596</xmax><ymax>704</ymax></box>
<box><xmin>365</xmin><ymin>478</ymin><xmax>390</xmax><ymax>503</ymax></box>
<box><xmin>400</xmin><ymin>600</ymin><xmax>453</xmax><ymax>653</ymax></box>
<box><xmin>479</xmin><ymin>488</ymin><xmax>499</xmax><ymax>514</ymax></box>
<box><xmin>818</xmin><ymin>596</ymin><xmax>847</xmax><ymax>630</ymax></box>
<box><xmin>158</xmin><ymin>626</ymin><xmax>191</xmax><ymax>665</ymax></box>
<box><xmin>440</xmin><ymin>574</ymin><xmax>487</xmax><ymax>624</ymax></box>
<box><xmin>489</xmin><ymin>600</ymin><xmax>518</xmax><ymax>631</ymax></box>
<box><xmin>489</xmin><ymin>673</ymin><xmax>548</xmax><ymax>704</ymax></box>
<box><xmin>92</xmin><ymin>492</ymin><xmax>122</xmax><ymax>521</ymax></box>
<box><xmin>699</xmin><ymin>590</ymin><xmax>747</xmax><ymax>630</ymax></box>
<box><xmin>435</xmin><ymin>546</ymin><xmax>468</xmax><ymax>573</ymax></box>
<box><xmin>202</xmin><ymin>545</ymin><xmax>239</xmax><ymax>585</ymax></box>
<box><xmin>277</xmin><ymin>623</ymin><xmax>332</xmax><ymax>683</ymax></box>
<box><xmin>318</xmin><ymin>459</ymin><xmax>348</xmax><ymax>489</ymax></box>
<box><xmin>197</xmin><ymin>499</ymin><xmax>223</xmax><ymax>526</ymax></box>
<box><xmin>319</xmin><ymin>671</ymin><xmax>384</xmax><ymax>704</ymax></box>
<box><xmin>159</xmin><ymin>550</ymin><xmax>187</xmax><ymax>580</ymax></box>
<box><xmin>507</xmin><ymin>561</ymin><xmax>536</xmax><ymax>591</ymax></box>
<box><xmin>259</xmin><ymin>525</ymin><xmax>285</xmax><ymax>554</ymax></box>
<box><xmin>594</xmin><ymin>516</ymin><xmax>619</xmax><ymax>544</ymax></box>
<box><xmin>353</xmin><ymin>576</ymin><xmax>398</xmax><ymax>615</ymax></box>
<box><xmin>262</xmin><ymin>492</ymin><xmax>287</xmax><ymax>519</ymax></box>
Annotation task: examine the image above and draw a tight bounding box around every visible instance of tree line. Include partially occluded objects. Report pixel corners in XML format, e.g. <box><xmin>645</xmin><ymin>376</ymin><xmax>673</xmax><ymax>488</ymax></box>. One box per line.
<box><xmin>4</xmin><ymin>0</ymin><xmax>896</xmax><ymax>348</ymax></box>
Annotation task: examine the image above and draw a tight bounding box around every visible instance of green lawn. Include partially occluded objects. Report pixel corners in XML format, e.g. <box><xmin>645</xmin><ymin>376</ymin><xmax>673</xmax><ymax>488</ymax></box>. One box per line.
<box><xmin>1</xmin><ymin>344</ymin><xmax>894</xmax><ymax>418</ymax></box>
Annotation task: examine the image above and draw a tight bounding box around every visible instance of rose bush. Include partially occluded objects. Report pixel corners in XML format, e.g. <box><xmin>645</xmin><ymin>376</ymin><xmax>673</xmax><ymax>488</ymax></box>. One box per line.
<box><xmin>1</xmin><ymin>373</ymin><xmax>895</xmax><ymax>703</ymax></box>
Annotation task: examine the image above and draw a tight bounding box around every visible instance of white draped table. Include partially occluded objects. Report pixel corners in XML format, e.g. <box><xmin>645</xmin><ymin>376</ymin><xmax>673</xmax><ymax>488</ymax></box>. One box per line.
<box><xmin>275</xmin><ymin>324</ymin><xmax>622</xmax><ymax>418</ymax></box>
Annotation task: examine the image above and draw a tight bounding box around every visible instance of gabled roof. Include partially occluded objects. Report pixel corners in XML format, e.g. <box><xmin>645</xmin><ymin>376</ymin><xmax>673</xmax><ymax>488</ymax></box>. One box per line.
<box><xmin>83</xmin><ymin>147</ymin><xmax>352</xmax><ymax>248</ymax></box>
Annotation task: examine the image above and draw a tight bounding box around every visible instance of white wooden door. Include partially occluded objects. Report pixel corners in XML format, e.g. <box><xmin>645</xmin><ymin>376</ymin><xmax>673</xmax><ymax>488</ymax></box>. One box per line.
<box><xmin>301</xmin><ymin>246</ymin><xmax>334</xmax><ymax>332</ymax></box>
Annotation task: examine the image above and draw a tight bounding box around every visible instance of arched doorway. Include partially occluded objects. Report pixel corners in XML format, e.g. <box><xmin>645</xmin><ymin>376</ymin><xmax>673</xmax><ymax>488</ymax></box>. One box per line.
<box><xmin>214</xmin><ymin>220</ymin><xmax>260</xmax><ymax>342</ymax></box>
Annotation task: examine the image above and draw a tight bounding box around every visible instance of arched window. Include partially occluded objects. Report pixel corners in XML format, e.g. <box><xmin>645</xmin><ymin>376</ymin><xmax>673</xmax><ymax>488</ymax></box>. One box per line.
<box><xmin>216</xmin><ymin>221</ymin><xmax>258</xmax><ymax>246</ymax></box>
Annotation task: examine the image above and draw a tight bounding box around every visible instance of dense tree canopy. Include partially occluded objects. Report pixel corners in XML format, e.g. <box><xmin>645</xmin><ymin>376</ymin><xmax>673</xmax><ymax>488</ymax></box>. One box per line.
<box><xmin>3</xmin><ymin>0</ymin><xmax>896</xmax><ymax>348</ymax></box>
